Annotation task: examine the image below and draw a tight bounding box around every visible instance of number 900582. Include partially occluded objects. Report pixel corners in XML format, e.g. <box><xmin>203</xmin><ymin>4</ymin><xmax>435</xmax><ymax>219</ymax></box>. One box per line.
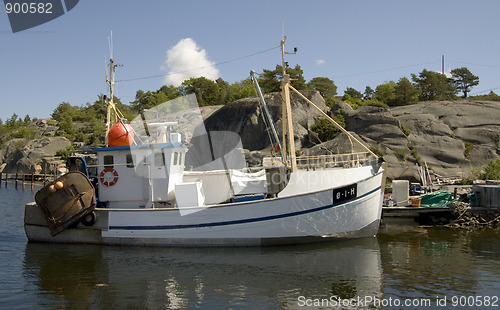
<box><xmin>5</xmin><ymin>2</ymin><xmax>53</xmax><ymax>14</ymax></box>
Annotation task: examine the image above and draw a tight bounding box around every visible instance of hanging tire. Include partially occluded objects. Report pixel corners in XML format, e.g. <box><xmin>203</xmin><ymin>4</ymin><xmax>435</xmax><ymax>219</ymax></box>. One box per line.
<box><xmin>81</xmin><ymin>211</ymin><xmax>97</xmax><ymax>226</ymax></box>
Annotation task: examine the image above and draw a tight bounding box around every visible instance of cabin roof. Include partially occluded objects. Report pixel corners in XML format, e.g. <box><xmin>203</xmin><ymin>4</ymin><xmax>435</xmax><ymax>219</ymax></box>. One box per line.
<box><xmin>94</xmin><ymin>142</ymin><xmax>184</xmax><ymax>153</ymax></box>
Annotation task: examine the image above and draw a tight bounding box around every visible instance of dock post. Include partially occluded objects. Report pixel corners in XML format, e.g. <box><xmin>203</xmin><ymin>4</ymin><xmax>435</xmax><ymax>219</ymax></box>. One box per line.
<box><xmin>22</xmin><ymin>174</ymin><xmax>25</xmax><ymax>190</ymax></box>
<box><xmin>31</xmin><ymin>172</ymin><xmax>34</xmax><ymax>191</ymax></box>
<box><xmin>5</xmin><ymin>173</ymin><xmax>7</xmax><ymax>188</ymax></box>
<box><xmin>43</xmin><ymin>164</ymin><xmax>47</xmax><ymax>186</ymax></box>
<box><xmin>15</xmin><ymin>172</ymin><xmax>18</xmax><ymax>189</ymax></box>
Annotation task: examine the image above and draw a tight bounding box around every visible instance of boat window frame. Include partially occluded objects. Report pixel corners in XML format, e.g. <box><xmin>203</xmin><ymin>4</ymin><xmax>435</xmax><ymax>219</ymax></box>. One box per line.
<box><xmin>126</xmin><ymin>153</ymin><xmax>135</xmax><ymax>168</ymax></box>
<box><xmin>173</xmin><ymin>152</ymin><xmax>179</xmax><ymax>165</ymax></box>
<box><xmin>104</xmin><ymin>155</ymin><xmax>114</xmax><ymax>168</ymax></box>
<box><xmin>155</xmin><ymin>152</ymin><xmax>165</xmax><ymax>167</ymax></box>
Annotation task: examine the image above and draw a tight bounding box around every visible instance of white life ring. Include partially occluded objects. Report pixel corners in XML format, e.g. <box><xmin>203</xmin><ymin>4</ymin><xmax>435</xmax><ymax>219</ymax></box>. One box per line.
<box><xmin>99</xmin><ymin>168</ymin><xmax>119</xmax><ymax>186</ymax></box>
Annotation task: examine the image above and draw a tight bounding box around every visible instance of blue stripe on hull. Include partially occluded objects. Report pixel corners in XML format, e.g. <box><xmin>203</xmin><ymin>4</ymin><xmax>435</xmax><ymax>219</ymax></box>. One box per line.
<box><xmin>109</xmin><ymin>186</ymin><xmax>382</xmax><ymax>231</ymax></box>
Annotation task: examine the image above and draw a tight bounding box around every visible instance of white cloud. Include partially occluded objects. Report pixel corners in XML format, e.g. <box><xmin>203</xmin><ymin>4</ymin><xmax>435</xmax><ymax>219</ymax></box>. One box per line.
<box><xmin>316</xmin><ymin>59</ymin><xmax>325</xmax><ymax>65</ymax></box>
<box><xmin>162</xmin><ymin>38</ymin><xmax>219</xmax><ymax>86</ymax></box>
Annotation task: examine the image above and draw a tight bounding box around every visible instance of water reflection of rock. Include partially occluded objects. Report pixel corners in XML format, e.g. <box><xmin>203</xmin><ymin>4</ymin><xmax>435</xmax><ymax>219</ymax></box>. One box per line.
<box><xmin>23</xmin><ymin>243</ymin><xmax>104</xmax><ymax>309</ymax></box>
<box><xmin>24</xmin><ymin>238</ymin><xmax>382</xmax><ymax>309</ymax></box>
<box><xmin>377</xmin><ymin>228</ymin><xmax>482</xmax><ymax>298</ymax></box>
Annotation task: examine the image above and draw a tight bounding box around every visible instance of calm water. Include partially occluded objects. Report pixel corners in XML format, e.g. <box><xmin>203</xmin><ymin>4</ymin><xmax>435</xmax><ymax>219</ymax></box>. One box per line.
<box><xmin>1</xmin><ymin>185</ymin><xmax>500</xmax><ymax>309</ymax></box>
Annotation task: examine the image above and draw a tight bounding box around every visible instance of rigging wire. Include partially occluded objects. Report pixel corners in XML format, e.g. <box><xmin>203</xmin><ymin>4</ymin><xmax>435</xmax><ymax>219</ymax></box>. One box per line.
<box><xmin>469</xmin><ymin>85</ymin><xmax>500</xmax><ymax>96</ymax></box>
<box><xmin>334</xmin><ymin>62</ymin><xmax>437</xmax><ymax>79</ymax></box>
<box><xmin>115</xmin><ymin>45</ymin><xmax>280</xmax><ymax>83</ymax></box>
<box><xmin>446</xmin><ymin>59</ymin><xmax>500</xmax><ymax>69</ymax></box>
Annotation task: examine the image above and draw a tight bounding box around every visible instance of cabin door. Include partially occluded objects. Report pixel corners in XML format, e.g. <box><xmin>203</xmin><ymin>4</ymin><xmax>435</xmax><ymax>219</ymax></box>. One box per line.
<box><xmin>149</xmin><ymin>149</ymin><xmax>169</xmax><ymax>202</ymax></box>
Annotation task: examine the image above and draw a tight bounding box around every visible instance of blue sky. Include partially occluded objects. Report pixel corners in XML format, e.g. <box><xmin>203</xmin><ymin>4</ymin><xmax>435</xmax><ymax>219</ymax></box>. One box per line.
<box><xmin>1</xmin><ymin>0</ymin><xmax>500</xmax><ymax>121</ymax></box>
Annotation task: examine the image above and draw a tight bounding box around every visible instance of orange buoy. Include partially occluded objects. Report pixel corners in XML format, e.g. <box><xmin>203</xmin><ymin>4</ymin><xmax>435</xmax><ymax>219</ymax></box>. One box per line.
<box><xmin>48</xmin><ymin>185</ymin><xmax>56</xmax><ymax>193</ymax></box>
<box><xmin>55</xmin><ymin>181</ymin><xmax>64</xmax><ymax>190</ymax></box>
<box><xmin>108</xmin><ymin>122</ymin><xmax>134</xmax><ymax>147</ymax></box>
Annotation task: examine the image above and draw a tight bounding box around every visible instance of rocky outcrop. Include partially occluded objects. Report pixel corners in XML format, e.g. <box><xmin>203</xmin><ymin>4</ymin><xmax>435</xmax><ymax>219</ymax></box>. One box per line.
<box><xmin>1</xmin><ymin>95</ymin><xmax>498</xmax><ymax>182</ymax></box>
<box><xmin>204</xmin><ymin>90</ymin><xmax>328</xmax><ymax>151</ymax></box>
<box><xmin>333</xmin><ymin>100</ymin><xmax>500</xmax><ymax>181</ymax></box>
<box><xmin>0</xmin><ymin>137</ymin><xmax>71</xmax><ymax>174</ymax></box>
<box><xmin>203</xmin><ymin>96</ymin><xmax>500</xmax><ymax>181</ymax></box>
<box><xmin>33</xmin><ymin>119</ymin><xmax>59</xmax><ymax>136</ymax></box>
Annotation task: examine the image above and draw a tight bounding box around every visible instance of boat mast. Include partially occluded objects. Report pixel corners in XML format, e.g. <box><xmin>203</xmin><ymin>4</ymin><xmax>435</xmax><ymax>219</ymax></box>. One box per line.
<box><xmin>281</xmin><ymin>37</ymin><xmax>379</xmax><ymax>161</ymax></box>
<box><xmin>281</xmin><ymin>37</ymin><xmax>297</xmax><ymax>171</ymax></box>
<box><xmin>105</xmin><ymin>32</ymin><xmax>120</xmax><ymax>147</ymax></box>
<box><xmin>250</xmin><ymin>70</ymin><xmax>286</xmax><ymax>162</ymax></box>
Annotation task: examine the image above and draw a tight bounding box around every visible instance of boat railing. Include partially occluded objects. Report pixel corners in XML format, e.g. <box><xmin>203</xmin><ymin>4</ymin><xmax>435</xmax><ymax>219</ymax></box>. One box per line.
<box><xmin>296</xmin><ymin>151</ymin><xmax>373</xmax><ymax>170</ymax></box>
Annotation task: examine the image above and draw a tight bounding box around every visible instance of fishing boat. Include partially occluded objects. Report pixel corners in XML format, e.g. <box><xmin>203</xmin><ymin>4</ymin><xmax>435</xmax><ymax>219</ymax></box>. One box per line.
<box><xmin>24</xmin><ymin>38</ymin><xmax>386</xmax><ymax>246</ymax></box>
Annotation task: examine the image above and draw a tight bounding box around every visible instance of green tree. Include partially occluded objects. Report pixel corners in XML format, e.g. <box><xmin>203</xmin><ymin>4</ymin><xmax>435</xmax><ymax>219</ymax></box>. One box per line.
<box><xmin>412</xmin><ymin>69</ymin><xmax>456</xmax><ymax>101</ymax></box>
<box><xmin>57</xmin><ymin>114</ymin><xmax>76</xmax><ymax>139</ymax></box>
<box><xmin>131</xmin><ymin>90</ymin><xmax>170</xmax><ymax>111</ymax></box>
<box><xmin>363</xmin><ymin>86</ymin><xmax>375</xmax><ymax>100</ymax></box>
<box><xmin>374</xmin><ymin>81</ymin><xmax>396</xmax><ymax>105</ymax></box>
<box><xmin>227</xmin><ymin>78</ymin><xmax>256</xmax><ymax>102</ymax></box>
<box><xmin>215</xmin><ymin>78</ymin><xmax>231</xmax><ymax>103</ymax></box>
<box><xmin>5</xmin><ymin>113</ymin><xmax>19</xmax><ymax>129</ymax></box>
<box><xmin>257</xmin><ymin>64</ymin><xmax>309</xmax><ymax>93</ymax></box>
<box><xmin>310</xmin><ymin>115</ymin><xmax>345</xmax><ymax>142</ymax></box>
<box><xmin>308</xmin><ymin>77</ymin><xmax>338</xmax><ymax>108</ymax></box>
<box><xmin>393</xmin><ymin>77</ymin><xmax>420</xmax><ymax>106</ymax></box>
<box><xmin>343</xmin><ymin>87</ymin><xmax>363</xmax><ymax>100</ymax></box>
<box><xmin>258</xmin><ymin>67</ymin><xmax>281</xmax><ymax>93</ymax></box>
<box><xmin>157</xmin><ymin>84</ymin><xmax>180</xmax><ymax>101</ymax></box>
<box><xmin>284</xmin><ymin>64</ymin><xmax>308</xmax><ymax>90</ymax></box>
<box><xmin>472</xmin><ymin>159</ymin><xmax>500</xmax><ymax>180</ymax></box>
<box><xmin>84</xmin><ymin>118</ymin><xmax>106</xmax><ymax>145</ymax></box>
<box><xmin>180</xmin><ymin>76</ymin><xmax>227</xmax><ymax>106</ymax></box>
<box><xmin>308</xmin><ymin>77</ymin><xmax>337</xmax><ymax>98</ymax></box>
<box><xmin>52</xmin><ymin>102</ymin><xmax>78</xmax><ymax>121</ymax></box>
<box><xmin>471</xmin><ymin>91</ymin><xmax>500</xmax><ymax>101</ymax></box>
<box><xmin>342</xmin><ymin>94</ymin><xmax>363</xmax><ymax>109</ymax></box>
<box><xmin>363</xmin><ymin>98</ymin><xmax>389</xmax><ymax>109</ymax></box>
<box><xmin>451</xmin><ymin>67</ymin><xmax>479</xmax><ymax>98</ymax></box>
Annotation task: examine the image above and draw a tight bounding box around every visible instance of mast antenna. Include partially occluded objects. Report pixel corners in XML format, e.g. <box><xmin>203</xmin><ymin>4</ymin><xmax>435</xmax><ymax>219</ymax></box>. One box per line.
<box><xmin>105</xmin><ymin>31</ymin><xmax>123</xmax><ymax>146</ymax></box>
<box><xmin>109</xmin><ymin>31</ymin><xmax>113</xmax><ymax>61</ymax></box>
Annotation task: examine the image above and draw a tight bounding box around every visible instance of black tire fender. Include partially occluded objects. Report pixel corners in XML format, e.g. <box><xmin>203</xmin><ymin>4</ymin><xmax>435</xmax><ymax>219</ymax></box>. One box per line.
<box><xmin>81</xmin><ymin>211</ymin><xmax>97</xmax><ymax>226</ymax></box>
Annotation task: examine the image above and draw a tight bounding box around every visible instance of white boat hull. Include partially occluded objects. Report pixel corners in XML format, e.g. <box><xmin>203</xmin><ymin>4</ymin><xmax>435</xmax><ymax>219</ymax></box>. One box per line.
<box><xmin>25</xmin><ymin>168</ymin><xmax>384</xmax><ymax>247</ymax></box>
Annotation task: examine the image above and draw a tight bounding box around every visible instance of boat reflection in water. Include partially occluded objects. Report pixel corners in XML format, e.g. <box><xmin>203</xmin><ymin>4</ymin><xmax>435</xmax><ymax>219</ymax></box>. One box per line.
<box><xmin>23</xmin><ymin>238</ymin><xmax>382</xmax><ymax>309</ymax></box>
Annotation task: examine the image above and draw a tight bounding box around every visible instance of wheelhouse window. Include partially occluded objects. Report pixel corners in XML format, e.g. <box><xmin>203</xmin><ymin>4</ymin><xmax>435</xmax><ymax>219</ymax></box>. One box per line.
<box><xmin>155</xmin><ymin>152</ymin><xmax>165</xmax><ymax>166</ymax></box>
<box><xmin>104</xmin><ymin>155</ymin><xmax>114</xmax><ymax>168</ymax></box>
<box><xmin>126</xmin><ymin>154</ymin><xmax>135</xmax><ymax>168</ymax></box>
<box><xmin>173</xmin><ymin>152</ymin><xmax>179</xmax><ymax>165</ymax></box>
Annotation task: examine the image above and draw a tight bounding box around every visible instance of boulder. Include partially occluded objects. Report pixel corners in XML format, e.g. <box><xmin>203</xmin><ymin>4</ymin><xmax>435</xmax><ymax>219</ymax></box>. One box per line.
<box><xmin>1</xmin><ymin>137</ymin><xmax>71</xmax><ymax>174</ymax></box>
<box><xmin>204</xmin><ymin>90</ymin><xmax>328</xmax><ymax>151</ymax></box>
<box><xmin>344</xmin><ymin>106</ymin><xmax>407</xmax><ymax>149</ymax></box>
<box><xmin>454</xmin><ymin>127</ymin><xmax>500</xmax><ymax>147</ymax></box>
<box><xmin>34</xmin><ymin>119</ymin><xmax>59</xmax><ymax>136</ymax></box>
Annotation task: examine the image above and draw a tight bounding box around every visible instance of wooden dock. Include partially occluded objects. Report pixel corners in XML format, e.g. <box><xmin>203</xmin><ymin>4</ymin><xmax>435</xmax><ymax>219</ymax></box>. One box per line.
<box><xmin>382</xmin><ymin>206</ymin><xmax>457</xmax><ymax>225</ymax></box>
<box><xmin>0</xmin><ymin>172</ymin><xmax>57</xmax><ymax>190</ymax></box>
<box><xmin>383</xmin><ymin>206</ymin><xmax>452</xmax><ymax>218</ymax></box>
